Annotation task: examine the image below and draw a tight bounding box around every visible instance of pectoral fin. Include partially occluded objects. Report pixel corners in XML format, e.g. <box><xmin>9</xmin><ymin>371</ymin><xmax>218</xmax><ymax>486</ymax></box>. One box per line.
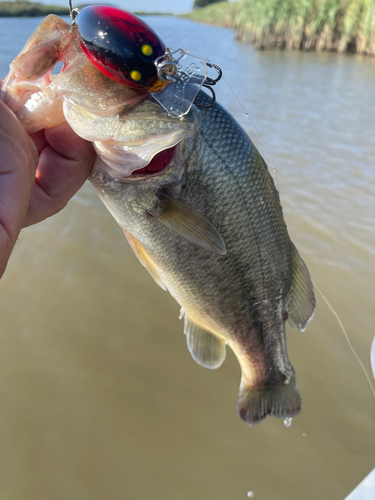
<box><xmin>155</xmin><ymin>193</ymin><xmax>226</xmax><ymax>255</ymax></box>
<box><xmin>183</xmin><ymin>313</ymin><xmax>226</xmax><ymax>369</ymax></box>
<box><xmin>124</xmin><ymin>230</ymin><xmax>166</xmax><ymax>291</ymax></box>
<box><xmin>287</xmin><ymin>244</ymin><xmax>316</xmax><ymax>331</ymax></box>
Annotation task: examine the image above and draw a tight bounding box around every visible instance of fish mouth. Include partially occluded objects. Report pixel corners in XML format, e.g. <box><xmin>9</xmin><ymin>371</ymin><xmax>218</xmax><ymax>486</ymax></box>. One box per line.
<box><xmin>127</xmin><ymin>145</ymin><xmax>177</xmax><ymax>178</ymax></box>
<box><xmin>116</xmin><ymin>136</ymin><xmax>194</xmax><ymax>181</ymax></box>
<box><xmin>92</xmin><ymin>103</ymin><xmax>200</xmax><ymax>179</ymax></box>
<box><xmin>64</xmin><ymin>95</ymin><xmax>200</xmax><ymax>180</ymax></box>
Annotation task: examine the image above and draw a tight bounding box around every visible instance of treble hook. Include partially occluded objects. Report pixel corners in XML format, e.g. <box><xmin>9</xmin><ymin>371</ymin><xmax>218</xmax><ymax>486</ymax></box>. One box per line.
<box><xmin>205</xmin><ymin>63</ymin><xmax>223</xmax><ymax>86</ymax></box>
<box><xmin>196</xmin><ymin>63</ymin><xmax>222</xmax><ymax>110</ymax></box>
<box><xmin>198</xmin><ymin>85</ymin><xmax>217</xmax><ymax>109</ymax></box>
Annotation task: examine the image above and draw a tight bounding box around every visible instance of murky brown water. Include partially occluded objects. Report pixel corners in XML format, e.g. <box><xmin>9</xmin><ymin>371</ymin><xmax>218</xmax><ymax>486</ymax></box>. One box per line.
<box><xmin>0</xmin><ymin>16</ymin><xmax>374</xmax><ymax>500</ymax></box>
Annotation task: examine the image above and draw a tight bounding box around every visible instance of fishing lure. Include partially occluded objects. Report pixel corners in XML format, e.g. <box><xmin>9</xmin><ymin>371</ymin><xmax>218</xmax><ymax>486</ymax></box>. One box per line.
<box><xmin>1</xmin><ymin>4</ymin><xmax>221</xmax><ymax>120</ymax></box>
<box><xmin>73</xmin><ymin>5</ymin><xmax>172</xmax><ymax>91</ymax></box>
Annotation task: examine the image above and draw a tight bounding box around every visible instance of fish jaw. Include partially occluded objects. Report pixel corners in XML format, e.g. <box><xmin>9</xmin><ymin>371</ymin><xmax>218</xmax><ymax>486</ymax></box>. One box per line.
<box><xmin>80</xmin><ymin>101</ymin><xmax>200</xmax><ymax>179</ymax></box>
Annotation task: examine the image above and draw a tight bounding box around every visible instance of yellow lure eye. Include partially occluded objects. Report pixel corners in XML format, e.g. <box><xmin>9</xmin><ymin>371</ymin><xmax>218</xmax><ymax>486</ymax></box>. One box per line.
<box><xmin>130</xmin><ymin>70</ymin><xmax>142</xmax><ymax>81</ymax></box>
<box><xmin>141</xmin><ymin>44</ymin><xmax>153</xmax><ymax>56</ymax></box>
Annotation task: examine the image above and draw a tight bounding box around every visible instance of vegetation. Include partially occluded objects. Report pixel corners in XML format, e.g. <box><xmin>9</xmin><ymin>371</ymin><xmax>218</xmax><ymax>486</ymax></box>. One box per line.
<box><xmin>0</xmin><ymin>1</ymin><xmax>69</xmax><ymax>16</ymax></box>
<box><xmin>184</xmin><ymin>0</ymin><xmax>375</xmax><ymax>56</ymax></box>
<box><xmin>0</xmin><ymin>1</ymin><xmax>173</xmax><ymax>17</ymax></box>
<box><xmin>187</xmin><ymin>1</ymin><xmax>241</xmax><ymax>27</ymax></box>
<box><xmin>193</xmin><ymin>0</ymin><xmax>228</xmax><ymax>10</ymax></box>
<box><xmin>133</xmin><ymin>11</ymin><xmax>173</xmax><ymax>16</ymax></box>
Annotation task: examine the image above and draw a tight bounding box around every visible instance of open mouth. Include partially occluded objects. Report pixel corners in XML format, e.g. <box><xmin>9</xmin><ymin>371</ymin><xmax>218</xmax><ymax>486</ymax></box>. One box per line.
<box><xmin>129</xmin><ymin>145</ymin><xmax>176</xmax><ymax>177</ymax></box>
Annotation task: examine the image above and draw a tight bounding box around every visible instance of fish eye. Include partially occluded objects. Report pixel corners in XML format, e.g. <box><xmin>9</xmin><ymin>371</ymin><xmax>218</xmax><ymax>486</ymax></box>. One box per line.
<box><xmin>74</xmin><ymin>5</ymin><xmax>167</xmax><ymax>90</ymax></box>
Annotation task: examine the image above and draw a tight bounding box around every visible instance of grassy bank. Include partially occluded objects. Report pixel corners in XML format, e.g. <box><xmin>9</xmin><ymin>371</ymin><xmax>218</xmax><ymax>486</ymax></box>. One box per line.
<box><xmin>0</xmin><ymin>1</ymin><xmax>69</xmax><ymax>17</ymax></box>
<box><xmin>184</xmin><ymin>0</ymin><xmax>375</xmax><ymax>56</ymax></box>
<box><xmin>0</xmin><ymin>2</ymin><xmax>173</xmax><ymax>17</ymax></box>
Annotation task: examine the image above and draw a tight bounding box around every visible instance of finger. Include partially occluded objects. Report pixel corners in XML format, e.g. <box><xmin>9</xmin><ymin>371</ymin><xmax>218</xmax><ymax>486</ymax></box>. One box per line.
<box><xmin>30</xmin><ymin>129</ymin><xmax>48</xmax><ymax>155</ymax></box>
<box><xmin>0</xmin><ymin>101</ymin><xmax>38</xmax><ymax>277</ymax></box>
<box><xmin>24</xmin><ymin>121</ymin><xmax>96</xmax><ymax>226</ymax></box>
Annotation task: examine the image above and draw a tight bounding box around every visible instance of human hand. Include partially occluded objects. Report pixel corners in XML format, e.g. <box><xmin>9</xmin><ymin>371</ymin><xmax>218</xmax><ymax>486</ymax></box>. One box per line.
<box><xmin>0</xmin><ymin>100</ymin><xmax>96</xmax><ymax>277</ymax></box>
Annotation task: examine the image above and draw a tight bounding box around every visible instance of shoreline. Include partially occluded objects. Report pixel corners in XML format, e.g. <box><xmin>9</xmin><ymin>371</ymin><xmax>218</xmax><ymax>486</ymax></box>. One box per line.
<box><xmin>0</xmin><ymin>2</ymin><xmax>173</xmax><ymax>17</ymax></box>
<box><xmin>0</xmin><ymin>1</ymin><xmax>69</xmax><ymax>17</ymax></box>
<box><xmin>182</xmin><ymin>1</ymin><xmax>375</xmax><ymax>57</ymax></box>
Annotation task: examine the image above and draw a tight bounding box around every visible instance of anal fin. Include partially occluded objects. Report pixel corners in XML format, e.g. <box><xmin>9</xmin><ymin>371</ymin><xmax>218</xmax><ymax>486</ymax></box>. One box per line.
<box><xmin>287</xmin><ymin>244</ymin><xmax>316</xmax><ymax>331</ymax></box>
<box><xmin>183</xmin><ymin>313</ymin><xmax>226</xmax><ymax>369</ymax></box>
<box><xmin>123</xmin><ymin>230</ymin><xmax>166</xmax><ymax>291</ymax></box>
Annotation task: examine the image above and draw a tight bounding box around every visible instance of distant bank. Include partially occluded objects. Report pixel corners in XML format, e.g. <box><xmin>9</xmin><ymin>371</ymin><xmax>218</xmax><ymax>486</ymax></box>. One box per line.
<box><xmin>183</xmin><ymin>0</ymin><xmax>375</xmax><ymax>56</ymax></box>
<box><xmin>0</xmin><ymin>2</ymin><xmax>172</xmax><ymax>17</ymax></box>
<box><xmin>0</xmin><ymin>1</ymin><xmax>69</xmax><ymax>17</ymax></box>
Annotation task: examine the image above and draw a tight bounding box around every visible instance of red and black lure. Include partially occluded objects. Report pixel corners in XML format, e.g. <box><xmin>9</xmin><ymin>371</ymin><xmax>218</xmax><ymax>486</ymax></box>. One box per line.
<box><xmin>72</xmin><ymin>4</ymin><xmax>172</xmax><ymax>91</ymax></box>
<box><xmin>70</xmin><ymin>3</ymin><xmax>221</xmax><ymax>112</ymax></box>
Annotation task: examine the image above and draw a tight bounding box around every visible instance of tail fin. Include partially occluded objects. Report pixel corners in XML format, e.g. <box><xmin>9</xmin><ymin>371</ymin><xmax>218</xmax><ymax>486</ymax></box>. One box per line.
<box><xmin>238</xmin><ymin>372</ymin><xmax>301</xmax><ymax>426</ymax></box>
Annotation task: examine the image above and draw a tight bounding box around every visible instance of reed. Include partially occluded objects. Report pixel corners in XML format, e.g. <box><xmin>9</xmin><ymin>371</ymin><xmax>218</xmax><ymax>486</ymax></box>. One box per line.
<box><xmin>185</xmin><ymin>1</ymin><xmax>240</xmax><ymax>27</ymax></box>
<box><xmin>184</xmin><ymin>0</ymin><xmax>375</xmax><ymax>55</ymax></box>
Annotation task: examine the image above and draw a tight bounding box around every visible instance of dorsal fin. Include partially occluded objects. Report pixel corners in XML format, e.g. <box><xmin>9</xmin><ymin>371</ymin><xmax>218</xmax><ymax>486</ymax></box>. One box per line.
<box><xmin>287</xmin><ymin>244</ymin><xmax>315</xmax><ymax>331</ymax></box>
<box><xmin>123</xmin><ymin>230</ymin><xmax>166</xmax><ymax>291</ymax></box>
<box><xmin>154</xmin><ymin>192</ymin><xmax>226</xmax><ymax>255</ymax></box>
<box><xmin>183</xmin><ymin>313</ymin><xmax>226</xmax><ymax>369</ymax></box>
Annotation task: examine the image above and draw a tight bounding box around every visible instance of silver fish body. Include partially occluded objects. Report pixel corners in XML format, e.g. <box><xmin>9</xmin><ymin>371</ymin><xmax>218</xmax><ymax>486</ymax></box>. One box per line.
<box><xmin>90</xmin><ymin>92</ymin><xmax>315</xmax><ymax>425</ymax></box>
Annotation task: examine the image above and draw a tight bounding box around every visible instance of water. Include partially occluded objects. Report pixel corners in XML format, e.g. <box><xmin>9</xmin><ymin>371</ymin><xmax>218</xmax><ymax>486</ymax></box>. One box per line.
<box><xmin>0</xmin><ymin>15</ymin><xmax>374</xmax><ymax>500</ymax></box>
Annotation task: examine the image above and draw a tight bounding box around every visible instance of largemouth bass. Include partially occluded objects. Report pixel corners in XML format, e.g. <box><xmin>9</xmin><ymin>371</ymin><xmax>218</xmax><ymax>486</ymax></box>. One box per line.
<box><xmin>2</xmin><ymin>6</ymin><xmax>315</xmax><ymax>425</ymax></box>
<box><xmin>89</xmin><ymin>90</ymin><xmax>316</xmax><ymax>425</ymax></box>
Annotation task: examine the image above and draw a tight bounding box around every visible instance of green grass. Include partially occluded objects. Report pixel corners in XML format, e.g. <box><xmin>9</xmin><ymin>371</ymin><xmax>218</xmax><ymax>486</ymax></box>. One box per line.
<box><xmin>183</xmin><ymin>0</ymin><xmax>375</xmax><ymax>55</ymax></box>
<box><xmin>184</xmin><ymin>1</ymin><xmax>240</xmax><ymax>27</ymax></box>
<box><xmin>0</xmin><ymin>1</ymin><xmax>69</xmax><ymax>17</ymax></box>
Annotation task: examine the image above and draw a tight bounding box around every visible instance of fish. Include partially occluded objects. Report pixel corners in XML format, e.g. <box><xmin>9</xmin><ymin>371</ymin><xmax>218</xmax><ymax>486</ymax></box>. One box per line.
<box><xmin>2</xmin><ymin>7</ymin><xmax>315</xmax><ymax>425</ymax></box>
<box><xmin>89</xmin><ymin>89</ymin><xmax>316</xmax><ymax>425</ymax></box>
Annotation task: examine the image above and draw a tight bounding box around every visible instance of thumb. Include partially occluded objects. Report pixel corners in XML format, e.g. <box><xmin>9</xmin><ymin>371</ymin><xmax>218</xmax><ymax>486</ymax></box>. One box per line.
<box><xmin>0</xmin><ymin>100</ymin><xmax>38</xmax><ymax>277</ymax></box>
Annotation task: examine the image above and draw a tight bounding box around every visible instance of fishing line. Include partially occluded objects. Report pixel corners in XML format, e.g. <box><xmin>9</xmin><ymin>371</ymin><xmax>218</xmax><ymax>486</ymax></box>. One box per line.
<box><xmin>215</xmin><ymin>71</ymin><xmax>375</xmax><ymax>400</ymax></box>
<box><xmin>221</xmin><ymin>75</ymin><xmax>279</xmax><ymax>191</ymax></box>
<box><xmin>313</xmin><ymin>280</ymin><xmax>375</xmax><ymax>400</ymax></box>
